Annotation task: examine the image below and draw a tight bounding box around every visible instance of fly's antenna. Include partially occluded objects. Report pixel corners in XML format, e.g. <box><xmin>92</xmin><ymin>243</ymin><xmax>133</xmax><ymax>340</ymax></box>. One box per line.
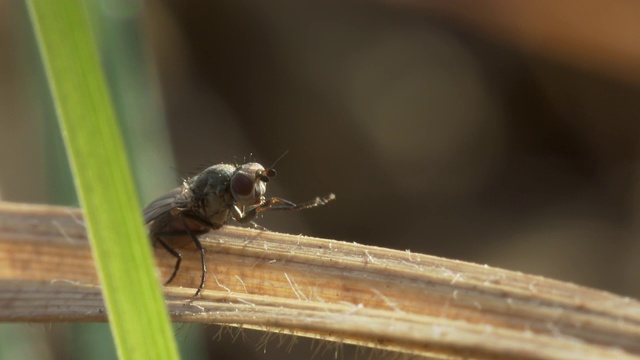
<box><xmin>268</xmin><ymin>150</ymin><xmax>290</xmax><ymax>170</ymax></box>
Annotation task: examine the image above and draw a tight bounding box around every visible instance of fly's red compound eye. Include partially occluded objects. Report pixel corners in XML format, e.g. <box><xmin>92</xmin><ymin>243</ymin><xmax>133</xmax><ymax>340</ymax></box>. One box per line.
<box><xmin>231</xmin><ymin>173</ymin><xmax>254</xmax><ymax>196</ymax></box>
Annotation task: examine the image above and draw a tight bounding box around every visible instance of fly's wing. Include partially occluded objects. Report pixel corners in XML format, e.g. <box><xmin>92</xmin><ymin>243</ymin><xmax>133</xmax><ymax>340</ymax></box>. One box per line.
<box><xmin>143</xmin><ymin>186</ymin><xmax>190</xmax><ymax>224</ymax></box>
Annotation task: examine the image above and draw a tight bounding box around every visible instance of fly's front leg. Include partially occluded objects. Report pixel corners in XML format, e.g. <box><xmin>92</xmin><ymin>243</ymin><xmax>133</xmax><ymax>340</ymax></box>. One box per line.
<box><xmin>230</xmin><ymin>193</ymin><xmax>334</xmax><ymax>227</ymax></box>
<box><xmin>231</xmin><ymin>205</ymin><xmax>258</xmax><ymax>224</ymax></box>
<box><xmin>256</xmin><ymin>193</ymin><xmax>336</xmax><ymax>214</ymax></box>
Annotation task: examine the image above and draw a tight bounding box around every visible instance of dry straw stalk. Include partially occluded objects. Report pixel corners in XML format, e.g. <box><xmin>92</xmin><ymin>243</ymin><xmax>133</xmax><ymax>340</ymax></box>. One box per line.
<box><xmin>0</xmin><ymin>201</ymin><xmax>639</xmax><ymax>359</ymax></box>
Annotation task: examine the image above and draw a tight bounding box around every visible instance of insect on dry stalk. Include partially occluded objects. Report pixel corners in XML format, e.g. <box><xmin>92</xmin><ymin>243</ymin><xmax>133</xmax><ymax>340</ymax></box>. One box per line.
<box><xmin>143</xmin><ymin>161</ymin><xmax>335</xmax><ymax>296</ymax></box>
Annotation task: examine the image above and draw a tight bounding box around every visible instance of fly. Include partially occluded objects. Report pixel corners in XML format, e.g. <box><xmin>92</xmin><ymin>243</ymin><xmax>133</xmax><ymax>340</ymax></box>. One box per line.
<box><xmin>143</xmin><ymin>161</ymin><xmax>335</xmax><ymax>296</ymax></box>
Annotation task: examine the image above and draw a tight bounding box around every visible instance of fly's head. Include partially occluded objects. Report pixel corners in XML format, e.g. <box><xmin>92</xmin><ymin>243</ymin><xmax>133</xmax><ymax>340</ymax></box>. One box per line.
<box><xmin>230</xmin><ymin>162</ymin><xmax>276</xmax><ymax>207</ymax></box>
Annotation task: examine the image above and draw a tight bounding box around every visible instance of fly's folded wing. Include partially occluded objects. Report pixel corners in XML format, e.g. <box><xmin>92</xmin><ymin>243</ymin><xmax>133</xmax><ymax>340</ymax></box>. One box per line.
<box><xmin>143</xmin><ymin>186</ymin><xmax>190</xmax><ymax>224</ymax></box>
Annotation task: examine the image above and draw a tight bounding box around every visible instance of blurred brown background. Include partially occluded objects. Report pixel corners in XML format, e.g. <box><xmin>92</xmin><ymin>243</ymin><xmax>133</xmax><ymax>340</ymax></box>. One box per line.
<box><xmin>1</xmin><ymin>1</ymin><xmax>639</xmax><ymax>359</ymax></box>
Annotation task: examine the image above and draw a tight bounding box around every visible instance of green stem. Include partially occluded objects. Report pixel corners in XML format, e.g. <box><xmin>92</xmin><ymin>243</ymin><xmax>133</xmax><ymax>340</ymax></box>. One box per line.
<box><xmin>26</xmin><ymin>1</ymin><xmax>180</xmax><ymax>359</ymax></box>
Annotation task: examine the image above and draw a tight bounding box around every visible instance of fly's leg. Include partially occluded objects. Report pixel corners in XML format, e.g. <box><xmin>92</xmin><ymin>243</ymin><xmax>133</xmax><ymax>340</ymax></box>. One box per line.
<box><xmin>230</xmin><ymin>206</ymin><xmax>270</xmax><ymax>230</ymax></box>
<box><xmin>153</xmin><ymin>214</ymin><xmax>211</xmax><ymax>296</ymax></box>
<box><xmin>231</xmin><ymin>205</ymin><xmax>258</xmax><ymax>224</ymax></box>
<box><xmin>231</xmin><ymin>194</ymin><xmax>334</xmax><ymax>228</ymax></box>
<box><xmin>249</xmin><ymin>221</ymin><xmax>269</xmax><ymax>231</ymax></box>
<box><xmin>154</xmin><ymin>236</ymin><xmax>182</xmax><ymax>286</ymax></box>
<box><xmin>178</xmin><ymin>213</ymin><xmax>207</xmax><ymax>297</ymax></box>
<box><xmin>152</xmin><ymin>230</ymin><xmax>190</xmax><ymax>285</ymax></box>
<box><xmin>256</xmin><ymin>193</ymin><xmax>335</xmax><ymax>213</ymax></box>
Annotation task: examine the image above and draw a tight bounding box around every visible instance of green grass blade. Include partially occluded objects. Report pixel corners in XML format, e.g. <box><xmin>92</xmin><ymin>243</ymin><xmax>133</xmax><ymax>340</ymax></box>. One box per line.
<box><xmin>26</xmin><ymin>1</ymin><xmax>180</xmax><ymax>359</ymax></box>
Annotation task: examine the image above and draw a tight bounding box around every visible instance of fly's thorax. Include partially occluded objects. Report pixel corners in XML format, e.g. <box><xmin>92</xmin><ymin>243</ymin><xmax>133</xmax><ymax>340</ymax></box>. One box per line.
<box><xmin>183</xmin><ymin>164</ymin><xmax>235</xmax><ymax>222</ymax></box>
<box><xmin>203</xmin><ymin>179</ymin><xmax>235</xmax><ymax>225</ymax></box>
<box><xmin>187</xmin><ymin>164</ymin><xmax>234</xmax><ymax>197</ymax></box>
